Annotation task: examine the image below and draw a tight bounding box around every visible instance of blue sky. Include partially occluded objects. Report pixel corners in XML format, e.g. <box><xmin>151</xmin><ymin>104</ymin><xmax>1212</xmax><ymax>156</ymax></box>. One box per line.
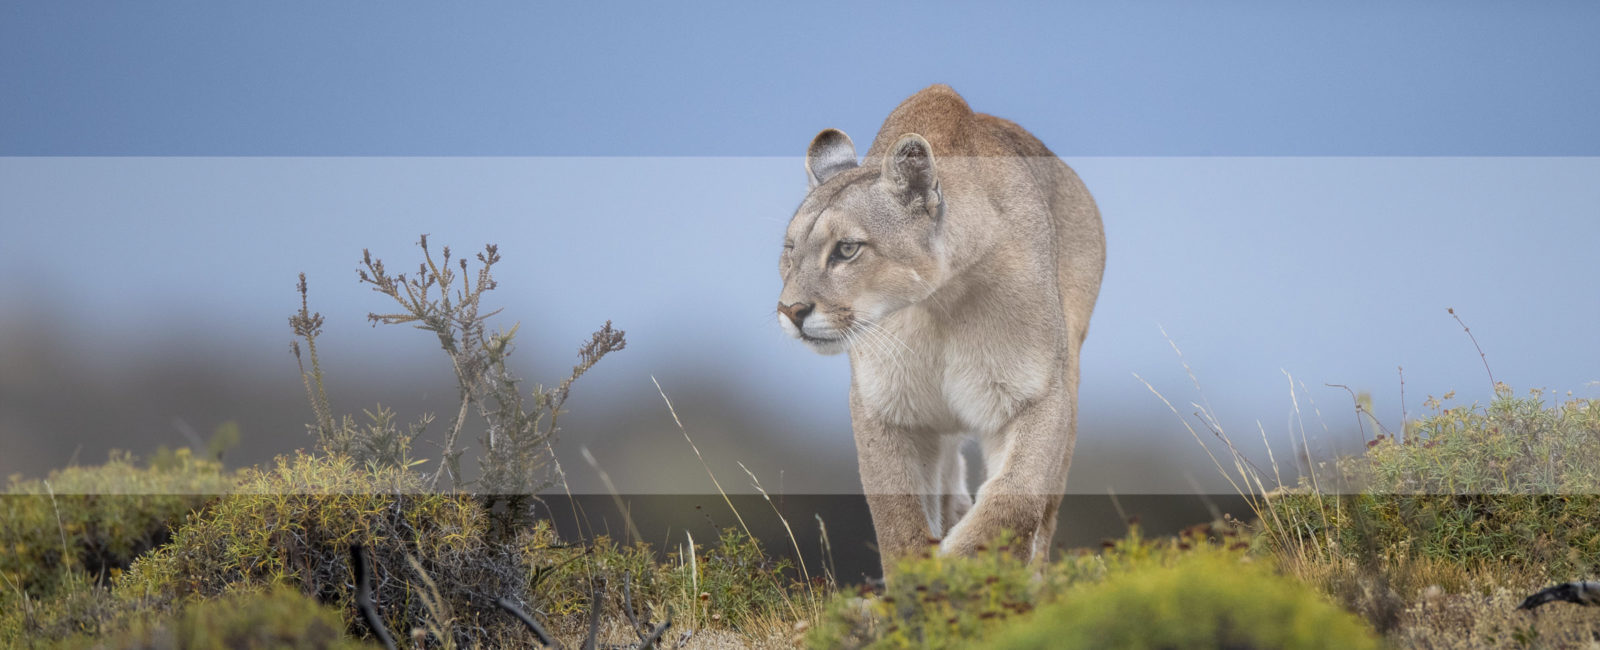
<box><xmin>2</xmin><ymin>3</ymin><xmax>1598</xmax><ymax>493</ymax></box>
<box><xmin>4</xmin><ymin>2</ymin><xmax>1598</xmax><ymax>155</ymax></box>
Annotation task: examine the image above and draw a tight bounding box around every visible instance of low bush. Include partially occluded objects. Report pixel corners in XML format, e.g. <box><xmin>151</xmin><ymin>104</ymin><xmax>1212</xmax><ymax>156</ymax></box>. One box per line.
<box><xmin>52</xmin><ymin>586</ymin><xmax>371</xmax><ymax>650</ymax></box>
<box><xmin>1</xmin><ymin>570</ymin><xmax>121</xmax><ymax>645</ymax></box>
<box><xmin>1271</xmin><ymin>389</ymin><xmax>1600</xmax><ymax>577</ymax></box>
<box><xmin>0</xmin><ymin>448</ymin><xmax>235</xmax><ymax>603</ymax></box>
<box><xmin>807</xmin><ymin>522</ymin><xmax>1264</xmax><ymax>650</ymax></box>
<box><xmin>525</xmin><ymin>525</ymin><xmax>804</xmax><ymax>638</ymax></box>
<box><xmin>5</xmin><ymin>449</ymin><xmax>810</xmax><ymax>647</ymax></box>
<box><xmin>110</xmin><ymin>451</ymin><xmax>511</xmax><ymax>645</ymax></box>
<box><xmin>988</xmin><ymin>552</ymin><xmax>1379</xmax><ymax>650</ymax></box>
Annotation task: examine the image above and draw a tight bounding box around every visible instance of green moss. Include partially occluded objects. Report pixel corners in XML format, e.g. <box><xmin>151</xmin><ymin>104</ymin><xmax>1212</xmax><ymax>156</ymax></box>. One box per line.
<box><xmin>987</xmin><ymin>553</ymin><xmax>1379</xmax><ymax>650</ymax></box>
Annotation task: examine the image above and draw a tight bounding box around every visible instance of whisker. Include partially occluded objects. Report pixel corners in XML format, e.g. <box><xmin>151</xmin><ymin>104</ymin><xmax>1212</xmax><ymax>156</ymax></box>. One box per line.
<box><xmin>853</xmin><ymin>319</ymin><xmax>906</xmax><ymax>367</ymax></box>
<box><xmin>854</xmin><ymin>321</ymin><xmax>893</xmax><ymax>363</ymax></box>
<box><xmin>844</xmin><ymin>322</ymin><xmax>878</xmax><ymax>361</ymax></box>
<box><xmin>844</xmin><ymin>322</ymin><xmax>876</xmax><ymax>359</ymax></box>
<box><xmin>875</xmin><ymin>321</ymin><xmax>913</xmax><ymax>355</ymax></box>
<box><xmin>842</xmin><ymin>324</ymin><xmax>871</xmax><ymax>358</ymax></box>
<box><xmin>852</xmin><ymin>321</ymin><xmax>893</xmax><ymax>362</ymax></box>
<box><xmin>911</xmin><ymin>275</ymin><xmax>955</xmax><ymax>320</ymax></box>
<box><xmin>860</xmin><ymin>318</ymin><xmax>913</xmax><ymax>356</ymax></box>
<box><xmin>863</xmin><ymin>323</ymin><xmax>903</xmax><ymax>365</ymax></box>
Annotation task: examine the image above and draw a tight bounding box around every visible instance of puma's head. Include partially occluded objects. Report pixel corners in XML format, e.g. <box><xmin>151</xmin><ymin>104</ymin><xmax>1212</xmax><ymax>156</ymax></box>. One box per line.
<box><xmin>777</xmin><ymin>128</ymin><xmax>947</xmax><ymax>355</ymax></box>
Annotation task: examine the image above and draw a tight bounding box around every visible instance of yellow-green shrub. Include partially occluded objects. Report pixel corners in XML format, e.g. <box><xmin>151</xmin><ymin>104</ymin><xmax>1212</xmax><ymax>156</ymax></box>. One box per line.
<box><xmin>987</xmin><ymin>553</ymin><xmax>1379</xmax><ymax>650</ymax></box>
<box><xmin>98</xmin><ymin>453</ymin><xmax>803</xmax><ymax>645</ymax></box>
<box><xmin>5</xmin><ymin>450</ymin><xmax>813</xmax><ymax>647</ymax></box>
<box><xmin>55</xmin><ymin>586</ymin><xmax>373</xmax><ymax>650</ymax></box>
<box><xmin>811</xmin><ymin>534</ymin><xmax>1040</xmax><ymax>650</ymax></box>
<box><xmin>0</xmin><ymin>449</ymin><xmax>235</xmax><ymax>603</ymax></box>
<box><xmin>522</xmin><ymin>525</ymin><xmax>803</xmax><ymax>633</ymax></box>
<box><xmin>681</xmin><ymin>527</ymin><xmax>803</xmax><ymax>628</ymax></box>
<box><xmin>0</xmin><ymin>571</ymin><xmax>122</xmax><ymax>645</ymax></box>
<box><xmin>110</xmin><ymin>451</ymin><xmax>494</xmax><ymax>643</ymax></box>
<box><xmin>1270</xmin><ymin>389</ymin><xmax>1600</xmax><ymax>577</ymax></box>
<box><xmin>808</xmin><ymin>524</ymin><xmax>1253</xmax><ymax>650</ymax></box>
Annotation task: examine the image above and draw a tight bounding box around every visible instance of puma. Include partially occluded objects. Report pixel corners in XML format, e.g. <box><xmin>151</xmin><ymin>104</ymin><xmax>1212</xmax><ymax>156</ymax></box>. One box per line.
<box><xmin>777</xmin><ymin>84</ymin><xmax>1105</xmax><ymax>575</ymax></box>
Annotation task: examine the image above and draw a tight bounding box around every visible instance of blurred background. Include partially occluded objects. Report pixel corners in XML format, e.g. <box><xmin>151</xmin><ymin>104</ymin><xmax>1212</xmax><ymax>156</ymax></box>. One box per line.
<box><xmin>2</xmin><ymin>4</ymin><xmax>1597</xmax><ymax>566</ymax></box>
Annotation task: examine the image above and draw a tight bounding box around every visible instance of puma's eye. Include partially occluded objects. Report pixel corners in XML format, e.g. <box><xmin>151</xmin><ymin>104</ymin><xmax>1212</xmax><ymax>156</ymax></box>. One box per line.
<box><xmin>833</xmin><ymin>241</ymin><xmax>861</xmax><ymax>260</ymax></box>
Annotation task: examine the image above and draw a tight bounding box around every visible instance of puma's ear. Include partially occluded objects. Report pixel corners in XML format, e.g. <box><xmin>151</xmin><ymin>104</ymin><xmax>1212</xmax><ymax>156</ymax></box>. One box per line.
<box><xmin>882</xmin><ymin>133</ymin><xmax>941</xmax><ymax>214</ymax></box>
<box><xmin>806</xmin><ymin>128</ymin><xmax>858</xmax><ymax>189</ymax></box>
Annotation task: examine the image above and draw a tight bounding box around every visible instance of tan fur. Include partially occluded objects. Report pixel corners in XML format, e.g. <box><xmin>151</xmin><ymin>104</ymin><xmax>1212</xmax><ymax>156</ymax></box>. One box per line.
<box><xmin>777</xmin><ymin>85</ymin><xmax>1105</xmax><ymax>577</ymax></box>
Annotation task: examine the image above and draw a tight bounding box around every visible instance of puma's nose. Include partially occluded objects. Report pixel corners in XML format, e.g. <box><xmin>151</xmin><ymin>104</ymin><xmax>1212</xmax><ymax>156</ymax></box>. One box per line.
<box><xmin>778</xmin><ymin>302</ymin><xmax>814</xmax><ymax>329</ymax></box>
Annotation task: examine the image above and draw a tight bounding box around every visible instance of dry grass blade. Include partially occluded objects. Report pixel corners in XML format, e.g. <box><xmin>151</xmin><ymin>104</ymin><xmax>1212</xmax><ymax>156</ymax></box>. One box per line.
<box><xmin>1160</xmin><ymin>324</ymin><xmax>1222</xmax><ymax>433</ymax></box>
<box><xmin>581</xmin><ymin>446</ymin><xmax>643</xmax><ymax>544</ymax></box>
<box><xmin>405</xmin><ymin>553</ymin><xmax>456</xmax><ymax>650</ymax></box>
<box><xmin>652</xmin><ymin>375</ymin><xmax>753</xmax><ymax>540</ymax></box>
<box><xmin>41</xmin><ymin>481</ymin><xmax>70</xmax><ymax>584</ymax></box>
<box><xmin>1284</xmin><ymin>371</ymin><xmax>1332</xmax><ymax>556</ymax></box>
<box><xmin>738</xmin><ymin>461</ymin><xmax>812</xmax><ymax>619</ymax></box>
<box><xmin>815</xmin><ymin>514</ymin><xmax>838</xmax><ymax>588</ymax></box>
<box><xmin>1133</xmin><ymin>373</ymin><xmax>1247</xmax><ymax>500</ymax></box>
<box><xmin>685</xmin><ymin>530</ymin><xmax>698</xmax><ymax>624</ymax></box>
<box><xmin>1136</xmin><ymin>332</ymin><xmax>1311</xmax><ymax>570</ymax></box>
<box><xmin>1106</xmin><ymin>486</ymin><xmax>1129</xmax><ymax>530</ymax></box>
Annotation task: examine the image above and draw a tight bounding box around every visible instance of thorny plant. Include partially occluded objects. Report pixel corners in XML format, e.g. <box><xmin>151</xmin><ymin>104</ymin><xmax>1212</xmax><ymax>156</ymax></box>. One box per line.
<box><xmin>293</xmin><ymin>274</ymin><xmax>432</xmax><ymax>473</ymax></box>
<box><xmin>349</xmin><ymin>542</ymin><xmax>674</xmax><ymax>650</ymax></box>
<box><xmin>290</xmin><ymin>273</ymin><xmax>337</xmax><ymax>448</ymax></box>
<box><xmin>292</xmin><ymin>236</ymin><xmax>625</xmax><ymax>508</ymax></box>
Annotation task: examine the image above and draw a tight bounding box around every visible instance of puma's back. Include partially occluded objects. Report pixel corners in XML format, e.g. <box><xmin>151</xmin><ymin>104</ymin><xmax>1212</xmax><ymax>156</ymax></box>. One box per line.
<box><xmin>862</xmin><ymin>85</ymin><xmax>1105</xmax><ymax>341</ymax></box>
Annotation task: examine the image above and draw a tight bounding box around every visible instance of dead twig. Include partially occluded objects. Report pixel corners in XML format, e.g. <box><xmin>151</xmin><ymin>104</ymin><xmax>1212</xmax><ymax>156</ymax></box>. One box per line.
<box><xmin>640</xmin><ymin>613</ymin><xmax>673</xmax><ymax>649</ymax></box>
<box><xmin>583</xmin><ymin>585</ymin><xmax>604</xmax><ymax>650</ymax></box>
<box><xmin>1448</xmin><ymin>307</ymin><xmax>1497</xmax><ymax>393</ymax></box>
<box><xmin>495</xmin><ymin>597</ymin><xmax>560</xmax><ymax>648</ymax></box>
<box><xmin>1326</xmin><ymin>383</ymin><xmax>1395</xmax><ymax>444</ymax></box>
<box><xmin>350</xmin><ymin>545</ymin><xmax>397</xmax><ymax>650</ymax></box>
<box><xmin>622</xmin><ymin>571</ymin><xmax>648</xmax><ymax>644</ymax></box>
